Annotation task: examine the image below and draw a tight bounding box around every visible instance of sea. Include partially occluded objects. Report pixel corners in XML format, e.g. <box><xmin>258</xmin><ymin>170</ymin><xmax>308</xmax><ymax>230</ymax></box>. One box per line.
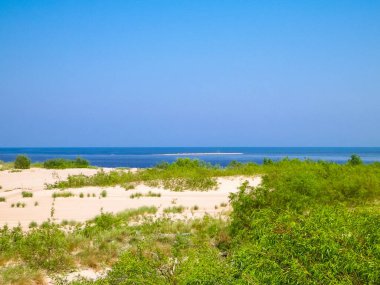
<box><xmin>0</xmin><ymin>147</ymin><xmax>380</xmax><ymax>168</ymax></box>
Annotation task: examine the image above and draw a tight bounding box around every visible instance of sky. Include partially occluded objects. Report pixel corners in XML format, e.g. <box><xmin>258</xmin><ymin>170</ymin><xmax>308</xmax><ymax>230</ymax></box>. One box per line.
<box><xmin>0</xmin><ymin>0</ymin><xmax>379</xmax><ymax>147</ymax></box>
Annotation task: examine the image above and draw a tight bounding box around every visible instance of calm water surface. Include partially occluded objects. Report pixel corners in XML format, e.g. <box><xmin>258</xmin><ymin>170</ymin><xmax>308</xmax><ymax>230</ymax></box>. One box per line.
<box><xmin>0</xmin><ymin>147</ymin><xmax>379</xmax><ymax>168</ymax></box>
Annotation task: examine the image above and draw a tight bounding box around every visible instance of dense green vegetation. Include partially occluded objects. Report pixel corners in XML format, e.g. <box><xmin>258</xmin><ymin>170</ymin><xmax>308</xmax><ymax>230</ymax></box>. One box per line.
<box><xmin>43</xmin><ymin>157</ymin><xmax>90</xmax><ymax>169</ymax></box>
<box><xmin>0</xmin><ymin>157</ymin><xmax>379</xmax><ymax>284</ymax></box>
<box><xmin>47</xmin><ymin>158</ymin><xmax>260</xmax><ymax>191</ymax></box>
<box><xmin>0</xmin><ymin>207</ymin><xmax>158</xmax><ymax>284</ymax></box>
<box><xmin>1</xmin><ymin>156</ymin><xmax>91</xmax><ymax>171</ymax></box>
<box><xmin>228</xmin><ymin>159</ymin><xmax>380</xmax><ymax>284</ymax></box>
<box><xmin>14</xmin><ymin>155</ymin><xmax>31</xmax><ymax>169</ymax></box>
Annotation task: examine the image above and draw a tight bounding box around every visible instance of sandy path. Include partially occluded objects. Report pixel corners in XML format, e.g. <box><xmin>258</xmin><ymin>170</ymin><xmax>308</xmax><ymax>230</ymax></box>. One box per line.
<box><xmin>0</xmin><ymin>168</ymin><xmax>260</xmax><ymax>228</ymax></box>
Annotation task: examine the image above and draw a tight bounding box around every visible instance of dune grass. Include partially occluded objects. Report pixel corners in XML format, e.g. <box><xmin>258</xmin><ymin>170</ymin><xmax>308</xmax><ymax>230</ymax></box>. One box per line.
<box><xmin>130</xmin><ymin>191</ymin><xmax>161</xmax><ymax>199</ymax></box>
<box><xmin>46</xmin><ymin>158</ymin><xmax>260</xmax><ymax>191</ymax></box>
<box><xmin>0</xmin><ymin>161</ymin><xmax>14</xmax><ymax>171</ymax></box>
<box><xmin>163</xmin><ymin>206</ymin><xmax>185</xmax><ymax>214</ymax></box>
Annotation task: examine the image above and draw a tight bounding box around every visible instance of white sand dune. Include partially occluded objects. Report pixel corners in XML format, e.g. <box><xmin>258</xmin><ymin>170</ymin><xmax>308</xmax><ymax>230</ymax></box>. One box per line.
<box><xmin>0</xmin><ymin>168</ymin><xmax>260</xmax><ymax>228</ymax></box>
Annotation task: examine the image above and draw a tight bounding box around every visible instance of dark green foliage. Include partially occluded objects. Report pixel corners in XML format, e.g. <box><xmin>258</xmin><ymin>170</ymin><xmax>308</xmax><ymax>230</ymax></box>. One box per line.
<box><xmin>14</xmin><ymin>155</ymin><xmax>31</xmax><ymax>169</ymax></box>
<box><xmin>229</xmin><ymin>159</ymin><xmax>380</xmax><ymax>284</ymax></box>
<box><xmin>43</xmin><ymin>157</ymin><xmax>90</xmax><ymax>169</ymax></box>
<box><xmin>348</xmin><ymin>154</ymin><xmax>363</xmax><ymax>166</ymax></box>
<box><xmin>100</xmin><ymin>190</ymin><xmax>107</xmax><ymax>198</ymax></box>
<box><xmin>0</xmin><ymin>197</ymin><xmax>5</xmax><ymax>202</ymax></box>
<box><xmin>263</xmin><ymin>157</ymin><xmax>274</xmax><ymax>165</ymax></box>
<box><xmin>22</xmin><ymin>191</ymin><xmax>33</xmax><ymax>198</ymax></box>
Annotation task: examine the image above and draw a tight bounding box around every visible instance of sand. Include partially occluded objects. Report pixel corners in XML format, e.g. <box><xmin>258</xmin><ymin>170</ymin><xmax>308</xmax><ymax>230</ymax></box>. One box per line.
<box><xmin>0</xmin><ymin>168</ymin><xmax>260</xmax><ymax>228</ymax></box>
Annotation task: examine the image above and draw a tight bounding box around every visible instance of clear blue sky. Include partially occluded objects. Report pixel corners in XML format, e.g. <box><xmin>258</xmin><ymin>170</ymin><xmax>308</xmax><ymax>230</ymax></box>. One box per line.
<box><xmin>0</xmin><ymin>0</ymin><xmax>379</xmax><ymax>147</ymax></box>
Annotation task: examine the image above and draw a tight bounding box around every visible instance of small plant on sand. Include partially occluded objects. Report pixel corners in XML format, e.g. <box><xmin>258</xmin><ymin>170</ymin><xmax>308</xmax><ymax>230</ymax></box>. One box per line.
<box><xmin>14</xmin><ymin>155</ymin><xmax>31</xmax><ymax>169</ymax></box>
<box><xmin>191</xmin><ymin>205</ymin><xmax>199</xmax><ymax>211</ymax></box>
<box><xmin>130</xmin><ymin>191</ymin><xmax>161</xmax><ymax>199</ymax></box>
<box><xmin>79</xmin><ymin>192</ymin><xmax>84</xmax><ymax>198</ymax></box>
<box><xmin>130</xmin><ymin>192</ymin><xmax>143</xmax><ymax>199</ymax></box>
<box><xmin>15</xmin><ymin>202</ymin><xmax>26</xmax><ymax>208</ymax></box>
<box><xmin>220</xmin><ymin>202</ymin><xmax>227</xmax><ymax>207</ymax></box>
<box><xmin>22</xmin><ymin>191</ymin><xmax>33</xmax><ymax>198</ymax></box>
<box><xmin>0</xmin><ymin>197</ymin><xmax>5</xmax><ymax>202</ymax></box>
<box><xmin>100</xmin><ymin>190</ymin><xmax>107</xmax><ymax>198</ymax></box>
<box><xmin>163</xmin><ymin>206</ymin><xmax>185</xmax><ymax>214</ymax></box>
<box><xmin>34</xmin><ymin>201</ymin><xmax>39</xmax><ymax>206</ymax></box>
<box><xmin>52</xmin><ymin>191</ymin><xmax>74</xmax><ymax>198</ymax></box>
<box><xmin>122</xmin><ymin>183</ymin><xmax>136</xmax><ymax>190</ymax></box>
<box><xmin>146</xmin><ymin>191</ymin><xmax>161</xmax><ymax>197</ymax></box>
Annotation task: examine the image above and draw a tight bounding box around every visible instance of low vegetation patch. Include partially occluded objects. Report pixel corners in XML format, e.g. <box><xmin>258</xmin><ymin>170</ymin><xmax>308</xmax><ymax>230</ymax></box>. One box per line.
<box><xmin>129</xmin><ymin>192</ymin><xmax>143</xmax><ymax>199</ymax></box>
<box><xmin>163</xmin><ymin>206</ymin><xmax>185</xmax><ymax>214</ymax></box>
<box><xmin>46</xmin><ymin>158</ymin><xmax>260</xmax><ymax>191</ymax></box>
<box><xmin>0</xmin><ymin>197</ymin><xmax>5</xmax><ymax>202</ymax></box>
<box><xmin>0</xmin><ymin>161</ymin><xmax>14</xmax><ymax>171</ymax></box>
<box><xmin>21</xmin><ymin>191</ymin><xmax>33</xmax><ymax>198</ymax></box>
<box><xmin>130</xmin><ymin>191</ymin><xmax>161</xmax><ymax>199</ymax></box>
<box><xmin>52</xmin><ymin>191</ymin><xmax>74</xmax><ymax>198</ymax></box>
<box><xmin>43</xmin><ymin>157</ymin><xmax>90</xmax><ymax>169</ymax></box>
<box><xmin>11</xmin><ymin>202</ymin><xmax>26</xmax><ymax>208</ymax></box>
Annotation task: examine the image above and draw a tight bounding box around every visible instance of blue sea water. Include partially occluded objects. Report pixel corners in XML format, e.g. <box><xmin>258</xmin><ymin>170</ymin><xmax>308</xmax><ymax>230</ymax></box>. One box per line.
<box><xmin>0</xmin><ymin>147</ymin><xmax>379</xmax><ymax>168</ymax></box>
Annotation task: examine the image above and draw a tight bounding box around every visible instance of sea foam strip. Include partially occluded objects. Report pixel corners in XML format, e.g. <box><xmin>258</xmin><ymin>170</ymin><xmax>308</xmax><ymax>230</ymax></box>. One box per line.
<box><xmin>160</xmin><ymin>153</ymin><xmax>243</xmax><ymax>156</ymax></box>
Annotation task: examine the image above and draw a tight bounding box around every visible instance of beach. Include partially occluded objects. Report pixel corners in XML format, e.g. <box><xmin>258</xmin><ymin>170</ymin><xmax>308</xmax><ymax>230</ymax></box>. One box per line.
<box><xmin>0</xmin><ymin>167</ymin><xmax>260</xmax><ymax>229</ymax></box>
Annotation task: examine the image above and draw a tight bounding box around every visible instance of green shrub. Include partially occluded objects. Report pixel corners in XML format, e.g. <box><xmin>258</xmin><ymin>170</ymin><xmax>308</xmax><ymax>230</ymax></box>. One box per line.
<box><xmin>52</xmin><ymin>191</ymin><xmax>74</xmax><ymax>198</ymax></box>
<box><xmin>0</xmin><ymin>197</ymin><xmax>5</xmax><ymax>202</ymax></box>
<box><xmin>14</xmin><ymin>155</ymin><xmax>31</xmax><ymax>169</ymax></box>
<box><xmin>28</xmin><ymin>221</ymin><xmax>38</xmax><ymax>229</ymax></box>
<box><xmin>22</xmin><ymin>191</ymin><xmax>33</xmax><ymax>198</ymax></box>
<box><xmin>130</xmin><ymin>192</ymin><xmax>143</xmax><ymax>199</ymax></box>
<box><xmin>43</xmin><ymin>157</ymin><xmax>90</xmax><ymax>169</ymax></box>
<box><xmin>348</xmin><ymin>154</ymin><xmax>363</xmax><ymax>166</ymax></box>
<box><xmin>19</xmin><ymin>223</ymin><xmax>73</xmax><ymax>271</ymax></box>
<box><xmin>15</xmin><ymin>202</ymin><xmax>26</xmax><ymax>208</ymax></box>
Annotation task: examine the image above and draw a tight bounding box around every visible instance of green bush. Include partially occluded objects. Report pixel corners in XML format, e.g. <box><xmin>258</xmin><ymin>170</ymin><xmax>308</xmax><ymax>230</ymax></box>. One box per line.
<box><xmin>43</xmin><ymin>157</ymin><xmax>90</xmax><ymax>169</ymax></box>
<box><xmin>348</xmin><ymin>154</ymin><xmax>363</xmax><ymax>166</ymax></box>
<box><xmin>19</xmin><ymin>223</ymin><xmax>72</xmax><ymax>270</ymax></box>
<box><xmin>22</xmin><ymin>191</ymin><xmax>33</xmax><ymax>198</ymax></box>
<box><xmin>52</xmin><ymin>191</ymin><xmax>74</xmax><ymax>198</ymax></box>
<box><xmin>14</xmin><ymin>155</ymin><xmax>31</xmax><ymax>169</ymax></box>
